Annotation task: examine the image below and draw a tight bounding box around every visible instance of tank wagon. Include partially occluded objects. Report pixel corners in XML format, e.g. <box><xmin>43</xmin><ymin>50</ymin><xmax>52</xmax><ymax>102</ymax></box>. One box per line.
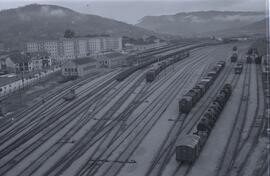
<box><xmin>233</xmin><ymin>46</ymin><xmax>237</xmax><ymax>51</ymax></box>
<box><xmin>231</xmin><ymin>53</ymin><xmax>238</xmax><ymax>63</ymax></box>
<box><xmin>234</xmin><ymin>62</ymin><xmax>243</xmax><ymax>74</ymax></box>
<box><xmin>145</xmin><ymin>51</ymin><xmax>190</xmax><ymax>82</ymax></box>
<box><xmin>176</xmin><ymin>84</ymin><xmax>232</xmax><ymax>163</ymax></box>
<box><xmin>178</xmin><ymin>61</ymin><xmax>226</xmax><ymax>113</ymax></box>
<box><xmin>63</xmin><ymin>89</ymin><xmax>76</xmax><ymax>101</ymax></box>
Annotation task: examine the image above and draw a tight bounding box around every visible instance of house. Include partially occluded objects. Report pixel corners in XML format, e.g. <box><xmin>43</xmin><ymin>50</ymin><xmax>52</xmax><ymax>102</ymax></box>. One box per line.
<box><xmin>95</xmin><ymin>52</ymin><xmax>126</xmax><ymax>68</ymax></box>
<box><xmin>9</xmin><ymin>53</ymin><xmax>33</xmax><ymax>73</ymax></box>
<box><xmin>26</xmin><ymin>52</ymin><xmax>52</xmax><ymax>71</ymax></box>
<box><xmin>0</xmin><ymin>53</ymin><xmax>33</xmax><ymax>73</ymax></box>
<box><xmin>0</xmin><ymin>55</ymin><xmax>9</xmax><ymax>71</ymax></box>
<box><xmin>61</xmin><ymin>57</ymin><xmax>98</xmax><ymax>77</ymax></box>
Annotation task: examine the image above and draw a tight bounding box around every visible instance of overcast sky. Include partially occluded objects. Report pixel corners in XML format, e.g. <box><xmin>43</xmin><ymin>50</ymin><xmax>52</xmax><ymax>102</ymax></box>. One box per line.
<box><xmin>0</xmin><ymin>0</ymin><xmax>267</xmax><ymax>24</ymax></box>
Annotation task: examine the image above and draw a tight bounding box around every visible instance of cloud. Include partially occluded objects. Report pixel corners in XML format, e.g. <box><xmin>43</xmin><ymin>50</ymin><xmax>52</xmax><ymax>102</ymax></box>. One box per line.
<box><xmin>40</xmin><ymin>6</ymin><xmax>66</xmax><ymax>17</ymax></box>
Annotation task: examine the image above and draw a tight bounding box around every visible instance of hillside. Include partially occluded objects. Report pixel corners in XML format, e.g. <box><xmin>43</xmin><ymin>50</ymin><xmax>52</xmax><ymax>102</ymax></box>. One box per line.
<box><xmin>213</xmin><ymin>18</ymin><xmax>267</xmax><ymax>37</ymax></box>
<box><xmin>136</xmin><ymin>11</ymin><xmax>266</xmax><ymax>37</ymax></box>
<box><xmin>0</xmin><ymin>4</ymin><xmax>165</xmax><ymax>50</ymax></box>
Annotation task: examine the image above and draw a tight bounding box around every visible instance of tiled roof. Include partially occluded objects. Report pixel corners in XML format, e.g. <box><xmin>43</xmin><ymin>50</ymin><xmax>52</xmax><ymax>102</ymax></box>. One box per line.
<box><xmin>72</xmin><ymin>57</ymin><xmax>97</xmax><ymax>65</ymax></box>
<box><xmin>9</xmin><ymin>53</ymin><xmax>31</xmax><ymax>63</ymax></box>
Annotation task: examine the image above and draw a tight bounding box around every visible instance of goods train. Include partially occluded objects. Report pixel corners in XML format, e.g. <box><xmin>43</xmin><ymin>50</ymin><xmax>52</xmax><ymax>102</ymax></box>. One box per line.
<box><xmin>63</xmin><ymin>89</ymin><xmax>76</xmax><ymax>101</ymax></box>
<box><xmin>234</xmin><ymin>62</ymin><xmax>243</xmax><ymax>74</ymax></box>
<box><xmin>178</xmin><ymin>61</ymin><xmax>226</xmax><ymax>113</ymax></box>
<box><xmin>247</xmin><ymin>47</ymin><xmax>262</xmax><ymax>65</ymax></box>
<box><xmin>116</xmin><ymin>50</ymin><xmax>189</xmax><ymax>81</ymax></box>
<box><xmin>145</xmin><ymin>53</ymin><xmax>189</xmax><ymax>82</ymax></box>
<box><xmin>230</xmin><ymin>53</ymin><xmax>238</xmax><ymax>63</ymax></box>
<box><xmin>176</xmin><ymin>84</ymin><xmax>232</xmax><ymax>163</ymax></box>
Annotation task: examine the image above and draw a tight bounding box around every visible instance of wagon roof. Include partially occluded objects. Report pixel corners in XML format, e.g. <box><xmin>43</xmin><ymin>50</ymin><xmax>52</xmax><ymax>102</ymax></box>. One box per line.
<box><xmin>177</xmin><ymin>135</ymin><xmax>200</xmax><ymax>148</ymax></box>
<box><xmin>180</xmin><ymin>96</ymin><xmax>193</xmax><ymax>101</ymax></box>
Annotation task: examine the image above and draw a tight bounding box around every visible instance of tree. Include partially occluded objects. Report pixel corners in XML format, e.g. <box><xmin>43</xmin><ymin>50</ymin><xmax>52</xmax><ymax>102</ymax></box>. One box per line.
<box><xmin>64</xmin><ymin>29</ymin><xmax>75</xmax><ymax>38</ymax></box>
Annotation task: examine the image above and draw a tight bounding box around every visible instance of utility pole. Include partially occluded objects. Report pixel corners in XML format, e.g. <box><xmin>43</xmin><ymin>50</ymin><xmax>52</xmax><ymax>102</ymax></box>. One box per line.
<box><xmin>19</xmin><ymin>65</ymin><xmax>25</xmax><ymax>105</ymax></box>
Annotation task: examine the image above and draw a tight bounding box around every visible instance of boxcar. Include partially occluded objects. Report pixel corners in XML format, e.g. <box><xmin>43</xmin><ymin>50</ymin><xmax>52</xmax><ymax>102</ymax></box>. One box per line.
<box><xmin>179</xmin><ymin>96</ymin><xmax>193</xmax><ymax>113</ymax></box>
<box><xmin>146</xmin><ymin>70</ymin><xmax>156</xmax><ymax>82</ymax></box>
<box><xmin>63</xmin><ymin>89</ymin><xmax>76</xmax><ymax>101</ymax></box>
<box><xmin>231</xmin><ymin>53</ymin><xmax>238</xmax><ymax>63</ymax></box>
<box><xmin>185</xmin><ymin>91</ymin><xmax>199</xmax><ymax>105</ymax></box>
<box><xmin>234</xmin><ymin>65</ymin><xmax>243</xmax><ymax>74</ymax></box>
<box><xmin>197</xmin><ymin>117</ymin><xmax>212</xmax><ymax>133</ymax></box>
<box><xmin>175</xmin><ymin>135</ymin><xmax>201</xmax><ymax>163</ymax></box>
<box><xmin>246</xmin><ymin>56</ymin><xmax>252</xmax><ymax>64</ymax></box>
<box><xmin>255</xmin><ymin>56</ymin><xmax>262</xmax><ymax>64</ymax></box>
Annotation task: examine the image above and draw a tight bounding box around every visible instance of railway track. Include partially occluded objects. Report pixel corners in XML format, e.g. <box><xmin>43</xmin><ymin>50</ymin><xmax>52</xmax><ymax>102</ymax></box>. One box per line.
<box><xmin>163</xmin><ymin>44</ymin><xmax>249</xmax><ymax>176</ymax></box>
<box><xmin>85</xmin><ymin>47</ymin><xmax>229</xmax><ymax>176</ymax></box>
<box><xmin>145</xmin><ymin>48</ymin><xmax>233</xmax><ymax>176</ymax></box>
<box><xmin>54</xmin><ymin>45</ymin><xmax>234</xmax><ymax>176</ymax></box>
<box><xmin>39</xmin><ymin>48</ymin><xmax>207</xmax><ymax>176</ymax></box>
<box><xmin>0</xmin><ymin>70</ymin><xmax>119</xmax><ymax>136</ymax></box>
<box><xmin>225</xmin><ymin>64</ymin><xmax>266</xmax><ymax>176</ymax></box>
<box><xmin>215</xmin><ymin>62</ymin><xmax>252</xmax><ymax>176</ymax></box>
<box><xmin>0</xmin><ymin>71</ymin><xmax>116</xmax><ymax>125</ymax></box>
<box><xmin>0</xmin><ymin>70</ymin><xmax>144</xmax><ymax>176</ymax></box>
<box><xmin>12</xmin><ymin>71</ymin><xmax>146</xmax><ymax>176</ymax></box>
<box><xmin>0</xmin><ymin>43</ymin><xmax>248</xmax><ymax>176</ymax></box>
<box><xmin>0</xmin><ymin>71</ymin><xmax>118</xmax><ymax>149</ymax></box>
<box><xmin>72</xmin><ymin>48</ymin><xmax>217</xmax><ymax>176</ymax></box>
<box><xmin>73</xmin><ymin>51</ymin><xmax>211</xmax><ymax>175</ymax></box>
<box><xmin>93</xmin><ymin>59</ymin><xmax>206</xmax><ymax>176</ymax></box>
<box><xmin>35</xmin><ymin>44</ymin><xmax>215</xmax><ymax>176</ymax></box>
<box><xmin>165</xmin><ymin>72</ymin><xmax>238</xmax><ymax>176</ymax></box>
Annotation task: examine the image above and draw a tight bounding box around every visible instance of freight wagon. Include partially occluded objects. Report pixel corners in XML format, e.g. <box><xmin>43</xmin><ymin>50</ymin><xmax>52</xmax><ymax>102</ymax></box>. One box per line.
<box><xmin>63</xmin><ymin>89</ymin><xmax>76</xmax><ymax>101</ymax></box>
<box><xmin>178</xmin><ymin>61</ymin><xmax>225</xmax><ymax>113</ymax></box>
<box><xmin>145</xmin><ymin>51</ymin><xmax>190</xmax><ymax>82</ymax></box>
<box><xmin>246</xmin><ymin>55</ymin><xmax>252</xmax><ymax>64</ymax></box>
<box><xmin>176</xmin><ymin>84</ymin><xmax>232</xmax><ymax>163</ymax></box>
<box><xmin>235</xmin><ymin>62</ymin><xmax>243</xmax><ymax>74</ymax></box>
<box><xmin>231</xmin><ymin>53</ymin><xmax>238</xmax><ymax>63</ymax></box>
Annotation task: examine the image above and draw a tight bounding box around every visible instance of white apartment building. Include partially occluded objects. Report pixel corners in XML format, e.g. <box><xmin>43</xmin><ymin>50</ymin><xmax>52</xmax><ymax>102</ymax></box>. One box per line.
<box><xmin>26</xmin><ymin>37</ymin><xmax>122</xmax><ymax>62</ymax></box>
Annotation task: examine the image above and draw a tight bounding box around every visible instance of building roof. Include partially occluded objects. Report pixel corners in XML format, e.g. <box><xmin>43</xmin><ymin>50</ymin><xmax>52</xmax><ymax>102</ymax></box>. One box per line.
<box><xmin>26</xmin><ymin>51</ymin><xmax>50</xmax><ymax>58</ymax></box>
<box><xmin>103</xmin><ymin>52</ymin><xmax>123</xmax><ymax>58</ymax></box>
<box><xmin>0</xmin><ymin>54</ymin><xmax>9</xmax><ymax>61</ymax></box>
<box><xmin>72</xmin><ymin>57</ymin><xmax>97</xmax><ymax>65</ymax></box>
<box><xmin>9</xmin><ymin>52</ymin><xmax>31</xmax><ymax>64</ymax></box>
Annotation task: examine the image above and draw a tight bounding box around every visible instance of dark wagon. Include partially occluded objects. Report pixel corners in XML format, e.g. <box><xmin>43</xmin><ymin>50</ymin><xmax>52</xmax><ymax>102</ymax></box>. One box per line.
<box><xmin>179</xmin><ymin>96</ymin><xmax>193</xmax><ymax>113</ymax></box>
<box><xmin>175</xmin><ymin>135</ymin><xmax>201</xmax><ymax>163</ymax></box>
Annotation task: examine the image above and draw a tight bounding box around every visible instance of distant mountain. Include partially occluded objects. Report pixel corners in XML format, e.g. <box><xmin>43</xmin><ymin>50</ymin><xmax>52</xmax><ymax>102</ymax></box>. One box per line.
<box><xmin>136</xmin><ymin>11</ymin><xmax>266</xmax><ymax>37</ymax></box>
<box><xmin>0</xmin><ymin>4</ymin><xmax>166</xmax><ymax>50</ymax></box>
<box><xmin>210</xmin><ymin>18</ymin><xmax>267</xmax><ymax>37</ymax></box>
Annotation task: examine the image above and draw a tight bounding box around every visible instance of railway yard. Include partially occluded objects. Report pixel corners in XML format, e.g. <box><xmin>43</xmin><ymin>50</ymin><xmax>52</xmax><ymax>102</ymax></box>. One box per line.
<box><xmin>0</xmin><ymin>41</ymin><xmax>268</xmax><ymax>176</ymax></box>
